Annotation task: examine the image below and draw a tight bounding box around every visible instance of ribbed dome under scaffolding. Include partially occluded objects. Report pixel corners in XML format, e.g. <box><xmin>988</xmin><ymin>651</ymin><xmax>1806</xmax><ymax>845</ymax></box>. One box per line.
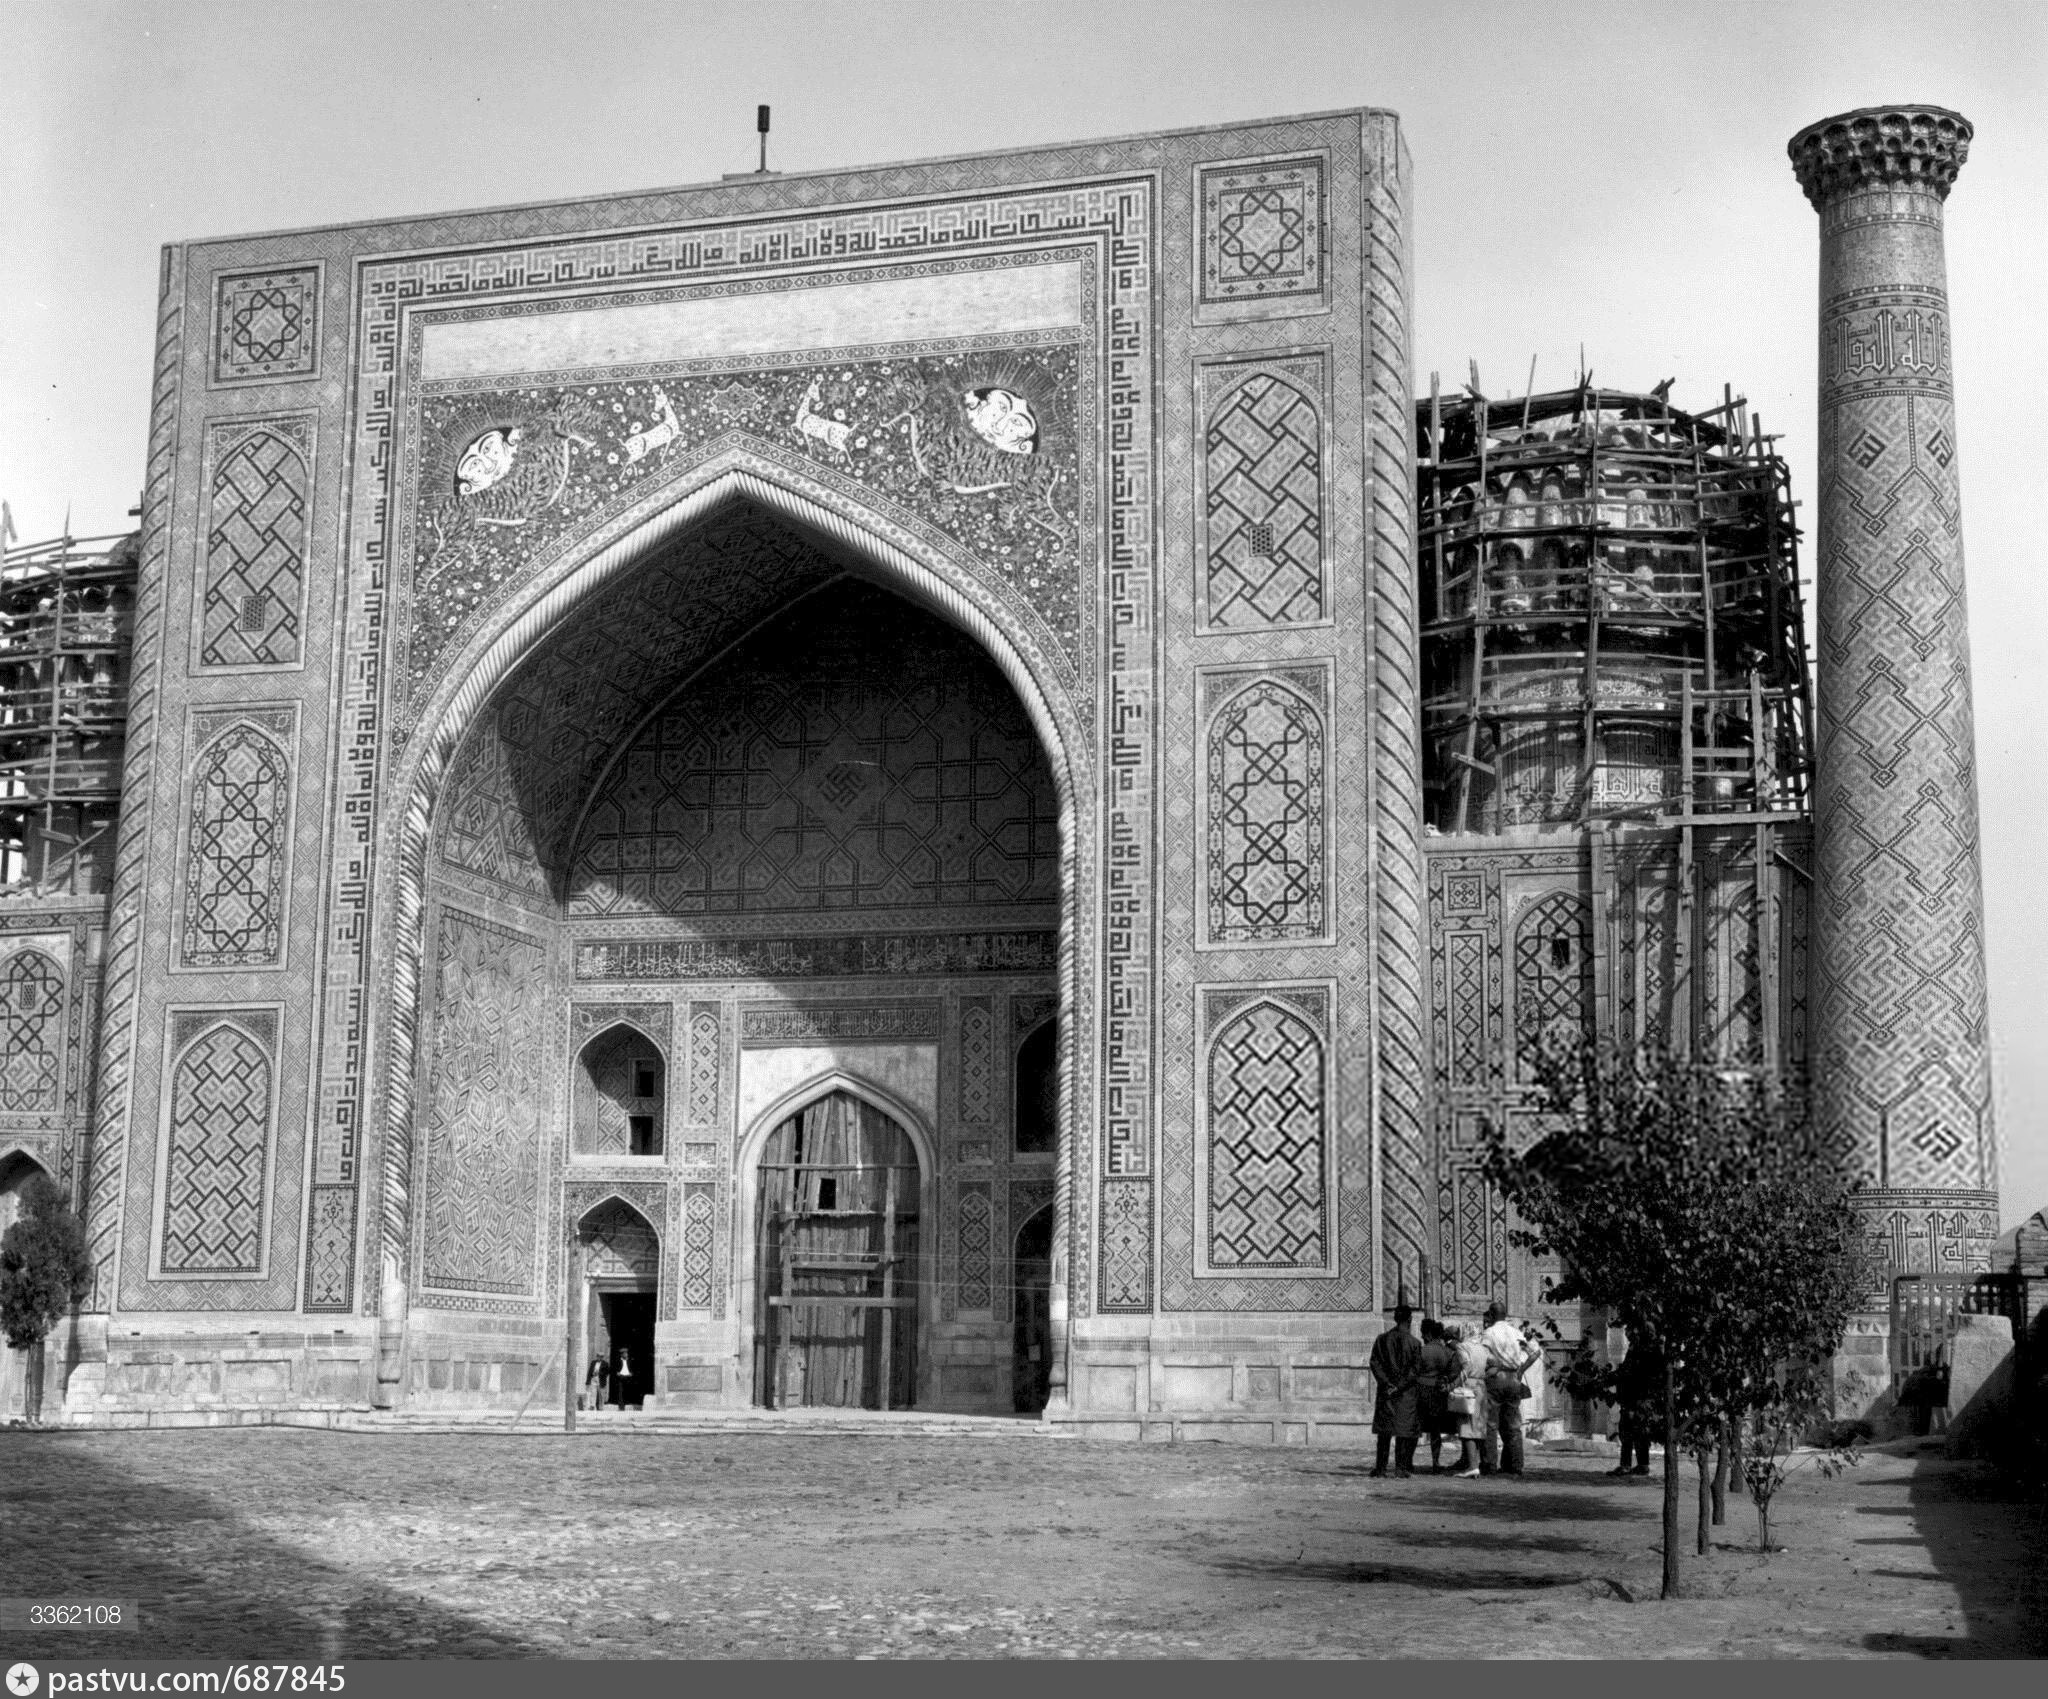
<box><xmin>0</xmin><ymin>530</ymin><xmax>138</xmax><ymax>896</ymax></box>
<box><xmin>1416</xmin><ymin>382</ymin><xmax>1812</xmax><ymax>836</ymax></box>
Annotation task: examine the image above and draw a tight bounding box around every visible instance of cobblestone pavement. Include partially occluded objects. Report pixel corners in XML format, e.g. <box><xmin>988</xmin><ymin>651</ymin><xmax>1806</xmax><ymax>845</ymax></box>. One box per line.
<box><xmin>2</xmin><ymin>1427</ymin><xmax>2041</xmax><ymax>1659</ymax></box>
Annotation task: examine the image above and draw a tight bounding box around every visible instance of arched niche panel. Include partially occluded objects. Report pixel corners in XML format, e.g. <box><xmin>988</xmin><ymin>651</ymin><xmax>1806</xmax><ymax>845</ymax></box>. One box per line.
<box><xmin>157</xmin><ymin>1016</ymin><xmax>275</xmax><ymax>1276</ymax></box>
<box><xmin>573</xmin><ymin>1024</ymin><xmax>667</xmax><ymax>1158</ymax></box>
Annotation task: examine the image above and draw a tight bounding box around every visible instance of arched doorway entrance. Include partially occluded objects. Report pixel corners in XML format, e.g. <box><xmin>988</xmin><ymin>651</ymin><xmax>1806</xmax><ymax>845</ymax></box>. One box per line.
<box><xmin>575</xmin><ymin>1197</ymin><xmax>660</xmax><ymax>1410</ymax></box>
<box><xmin>754</xmin><ymin>1090</ymin><xmax>920</xmax><ymax>1410</ymax></box>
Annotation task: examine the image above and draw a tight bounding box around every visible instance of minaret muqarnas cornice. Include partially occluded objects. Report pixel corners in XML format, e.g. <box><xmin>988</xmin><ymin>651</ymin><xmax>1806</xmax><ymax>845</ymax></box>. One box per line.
<box><xmin>1788</xmin><ymin>105</ymin><xmax>1973</xmax><ymax>209</ymax></box>
<box><xmin>1788</xmin><ymin>101</ymin><xmax>2000</xmax><ymax>1304</ymax></box>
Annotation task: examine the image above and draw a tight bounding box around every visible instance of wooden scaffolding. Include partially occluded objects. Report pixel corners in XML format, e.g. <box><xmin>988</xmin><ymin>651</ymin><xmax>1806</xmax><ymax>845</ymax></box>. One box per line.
<box><xmin>1416</xmin><ymin>379</ymin><xmax>1814</xmax><ymax>1069</ymax></box>
<box><xmin>0</xmin><ymin>529</ymin><xmax>139</xmax><ymax>896</ymax></box>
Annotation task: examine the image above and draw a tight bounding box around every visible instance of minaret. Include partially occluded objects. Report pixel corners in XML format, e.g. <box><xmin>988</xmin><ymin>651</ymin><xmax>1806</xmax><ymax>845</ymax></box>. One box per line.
<box><xmin>1788</xmin><ymin>107</ymin><xmax>1999</xmax><ymax>1290</ymax></box>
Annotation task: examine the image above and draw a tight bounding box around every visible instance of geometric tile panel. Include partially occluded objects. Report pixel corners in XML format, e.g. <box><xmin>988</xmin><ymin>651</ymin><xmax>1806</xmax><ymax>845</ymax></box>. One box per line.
<box><xmin>158</xmin><ymin>1020</ymin><xmax>273</xmax><ymax>1275</ymax></box>
<box><xmin>1098</xmin><ymin>1177</ymin><xmax>1153</xmax><ymax>1312</ymax></box>
<box><xmin>1206</xmin><ymin>678</ymin><xmax>1327</xmax><ymax>944</ymax></box>
<box><xmin>180</xmin><ymin>720</ymin><xmax>292</xmax><ymax>969</ymax></box>
<box><xmin>1199</xmin><ymin>157</ymin><xmax>1325</xmax><ymax>305</ymax></box>
<box><xmin>1512</xmin><ymin>891</ymin><xmax>1593</xmax><ymax>1079</ymax></box>
<box><xmin>570</xmin><ymin>582</ymin><xmax>1059</xmax><ymax>920</ymax></box>
<box><xmin>685</xmin><ymin>1004</ymin><xmax>720</xmax><ymax>1127</ymax></box>
<box><xmin>681</xmin><ymin>1182</ymin><xmax>715</xmax><ymax>1307</ymax></box>
<box><xmin>212</xmin><ymin>266</ymin><xmax>320</xmax><ymax>384</ymax></box>
<box><xmin>959</xmin><ymin>999</ymin><xmax>994</xmax><ymax>1125</ymax></box>
<box><xmin>958</xmin><ymin>1181</ymin><xmax>993</xmax><ymax>1311</ymax></box>
<box><xmin>0</xmin><ymin>948</ymin><xmax>65</xmax><ymax>1114</ymax></box>
<box><xmin>200</xmin><ymin>420</ymin><xmax>309</xmax><ymax>668</ymax></box>
<box><xmin>303</xmin><ymin>1183</ymin><xmax>356</xmax><ymax>1312</ymax></box>
<box><xmin>1204</xmin><ymin>374</ymin><xmax>1324</xmax><ymax>627</ymax></box>
<box><xmin>1206</xmin><ymin>999</ymin><xmax>1327</xmax><ymax>1271</ymax></box>
<box><xmin>419</xmin><ymin>909</ymin><xmax>546</xmax><ymax>1297</ymax></box>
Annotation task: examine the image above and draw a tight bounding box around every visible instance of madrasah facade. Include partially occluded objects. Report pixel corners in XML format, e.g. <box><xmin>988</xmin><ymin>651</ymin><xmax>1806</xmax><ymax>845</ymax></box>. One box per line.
<box><xmin>0</xmin><ymin>104</ymin><xmax>1997</xmax><ymax>1436</ymax></box>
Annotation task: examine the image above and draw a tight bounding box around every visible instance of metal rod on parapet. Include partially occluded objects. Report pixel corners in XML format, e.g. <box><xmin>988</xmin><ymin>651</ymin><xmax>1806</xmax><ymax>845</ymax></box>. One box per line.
<box><xmin>758</xmin><ymin>105</ymin><xmax>771</xmax><ymax>173</ymax></box>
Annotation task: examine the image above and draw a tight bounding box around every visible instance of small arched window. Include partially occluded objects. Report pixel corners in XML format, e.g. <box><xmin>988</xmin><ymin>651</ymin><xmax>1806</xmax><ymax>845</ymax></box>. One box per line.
<box><xmin>574</xmin><ymin>1025</ymin><xmax>665</xmax><ymax>1157</ymax></box>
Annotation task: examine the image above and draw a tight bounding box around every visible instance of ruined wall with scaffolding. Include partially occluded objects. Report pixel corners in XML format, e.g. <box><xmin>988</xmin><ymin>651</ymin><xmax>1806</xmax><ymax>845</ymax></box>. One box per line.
<box><xmin>1413</xmin><ymin>384</ymin><xmax>1816</xmax><ymax>1324</ymax></box>
<box><xmin>0</xmin><ymin>532</ymin><xmax>138</xmax><ymax>897</ymax></box>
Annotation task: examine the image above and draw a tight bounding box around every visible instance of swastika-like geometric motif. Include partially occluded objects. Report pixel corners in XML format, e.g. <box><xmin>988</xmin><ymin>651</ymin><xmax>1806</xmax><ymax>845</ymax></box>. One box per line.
<box><xmin>180</xmin><ymin>722</ymin><xmax>292</xmax><ymax>968</ymax></box>
<box><xmin>958</xmin><ymin>1182</ymin><xmax>993</xmax><ymax>1310</ymax></box>
<box><xmin>419</xmin><ymin>910</ymin><xmax>546</xmax><ymax>1296</ymax></box>
<box><xmin>1205</xmin><ymin>375</ymin><xmax>1324</xmax><ymax>627</ymax></box>
<box><xmin>681</xmin><ymin>1182</ymin><xmax>715</xmax><ymax>1307</ymax></box>
<box><xmin>1207</xmin><ymin>1001</ymin><xmax>1327</xmax><ymax>1271</ymax></box>
<box><xmin>581</xmin><ymin>1197</ymin><xmax>659</xmax><ymax>1280</ymax></box>
<box><xmin>200</xmin><ymin>421</ymin><xmax>308</xmax><ymax>667</ymax></box>
<box><xmin>571</xmin><ymin>584</ymin><xmax>1059</xmax><ymax>919</ymax></box>
<box><xmin>213</xmin><ymin>267</ymin><xmax>320</xmax><ymax>384</ymax></box>
<box><xmin>959</xmin><ymin>1000</ymin><xmax>994</xmax><ymax>1124</ymax></box>
<box><xmin>1512</xmin><ymin>893</ymin><xmax>1593</xmax><ymax>1079</ymax></box>
<box><xmin>1207</xmin><ymin>679</ymin><xmax>1326</xmax><ymax>944</ymax></box>
<box><xmin>686</xmin><ymin>1004</ymin><xmax>720</xmax><ymax>1127</ymax></box>
<box><xmin>0</xmin><ymin>949</ymin><xmax>64</xmax><ymax>1113</ymax></box>
<box><xmin>1200</xmin><ymin>158</ymin><xmax>1325</xmax><ymax>303</ymax></box>
<box><xmin>158</xmin><ymin>1022</ymin><xmax>272</xmax><ymax>1275</ymax></box>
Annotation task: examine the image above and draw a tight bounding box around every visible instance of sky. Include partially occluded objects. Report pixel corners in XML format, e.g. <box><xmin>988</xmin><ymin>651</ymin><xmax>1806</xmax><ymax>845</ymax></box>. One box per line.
<box><xmin>3</xmin><ymin>0</ymin><xmax>2043</xmax><ymax>1227</ymax></box>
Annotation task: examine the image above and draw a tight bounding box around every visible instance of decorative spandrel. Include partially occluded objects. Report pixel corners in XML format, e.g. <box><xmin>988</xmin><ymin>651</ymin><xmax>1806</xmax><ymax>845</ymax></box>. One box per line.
<box><xmin>404</xmin><ymin>344</ymin><xmax>1084</xmax><ymax>696</ymax></box>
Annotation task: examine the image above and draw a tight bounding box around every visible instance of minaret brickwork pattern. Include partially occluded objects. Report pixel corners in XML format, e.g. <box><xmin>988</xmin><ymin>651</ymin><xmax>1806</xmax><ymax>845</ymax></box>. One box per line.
<box><xmin>1789</xmin><ymin>106</ymin><xmax>1999</xmax><ymax>1290</ymax></box>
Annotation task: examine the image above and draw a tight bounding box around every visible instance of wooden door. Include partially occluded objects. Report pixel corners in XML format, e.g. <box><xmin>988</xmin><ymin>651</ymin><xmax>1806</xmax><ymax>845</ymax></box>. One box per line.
<box><xmin>756</xmin><ymin>1092</ymin><xmax>919</xmax><ymax>1409</ymax></box>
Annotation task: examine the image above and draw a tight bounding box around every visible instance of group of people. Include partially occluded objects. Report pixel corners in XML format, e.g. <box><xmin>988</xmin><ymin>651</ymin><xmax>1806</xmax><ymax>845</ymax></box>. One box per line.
<box><xmin>1367</xmin><ymin>1301</ymin><xmax>1544</xmax><ymax>1479</ymax></box>
<box><xmin>582</xmin><ymin>1344</ymin><xmax>642</xmax><ymax>1411</ymax></box>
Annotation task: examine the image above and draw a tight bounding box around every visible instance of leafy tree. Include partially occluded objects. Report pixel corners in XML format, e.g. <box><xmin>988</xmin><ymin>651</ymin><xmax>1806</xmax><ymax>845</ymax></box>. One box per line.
<box><xmin>1</xmin><ymin>1173</ymin><xmax>93</xmax><ymax>1424</ymax></box>
<box><xmin>1481</xmin><ymin>1042</ymin><xmax>1868</xmax><ymax>1597</ymax></box>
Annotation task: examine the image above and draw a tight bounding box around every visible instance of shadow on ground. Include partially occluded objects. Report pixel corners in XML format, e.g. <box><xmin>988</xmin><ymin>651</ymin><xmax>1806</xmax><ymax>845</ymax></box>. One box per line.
<box><xmin>0</xmin><ymin>1432</ymin><xmax>539</xmax><ymax>1659</ymax></box>
<box><xmin>1205</xmin><ymin>1553</ymin><xmax>1626</xmax><ymax>1595</ymax></box>
<box><xmin>1858</xmin><ymin>1448</ymin><xmax>2048</xmax><ymax>1658</ymax></box>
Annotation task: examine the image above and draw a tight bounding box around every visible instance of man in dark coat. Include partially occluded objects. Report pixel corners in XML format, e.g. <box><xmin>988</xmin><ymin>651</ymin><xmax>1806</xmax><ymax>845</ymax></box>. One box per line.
<box><xmin>1369</xmin><ymin>1304</ymin><xmax>1424</xmax><ymax>1478</ymax></box>
<box><xmin>1610</xmin><ymin>1325</ymin><xmax>1665</xmax><ymax>1476</ymax></box>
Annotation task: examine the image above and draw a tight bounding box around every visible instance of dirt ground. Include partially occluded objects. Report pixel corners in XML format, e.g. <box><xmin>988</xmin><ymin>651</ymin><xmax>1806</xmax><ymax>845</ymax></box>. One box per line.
<box><xmin>1</xmin><ymin>1425</ymin><xmax>2041</xmax><ymax>1660</ymax></box>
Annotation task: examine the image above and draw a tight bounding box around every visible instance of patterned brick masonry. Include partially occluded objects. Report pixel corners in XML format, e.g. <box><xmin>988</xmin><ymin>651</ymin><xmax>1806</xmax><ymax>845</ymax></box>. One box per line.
<box><xmin>1788</xmin><ymin>106</ymin><xmax>1999</xmax><ymax>1291</ymax></box>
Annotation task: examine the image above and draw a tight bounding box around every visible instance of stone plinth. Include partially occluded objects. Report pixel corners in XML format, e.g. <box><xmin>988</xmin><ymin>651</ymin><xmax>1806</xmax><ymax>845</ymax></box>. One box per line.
<box><xmin>1789</xmin><ymin>107</ymin><xmax>1997</xmax><ymax>1281</ymax></box>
